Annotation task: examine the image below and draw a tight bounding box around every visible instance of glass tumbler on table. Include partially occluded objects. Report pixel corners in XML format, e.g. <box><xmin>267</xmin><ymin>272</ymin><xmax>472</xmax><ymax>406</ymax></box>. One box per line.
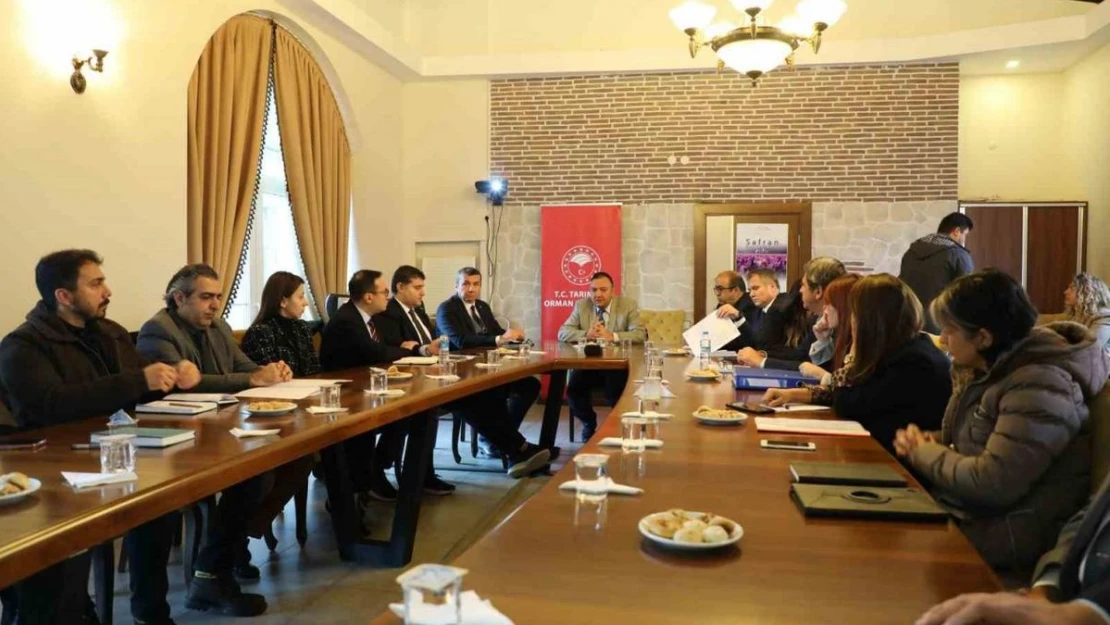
<box><xmin>621</xmin><ymin>416</ymin><xmax>648</xmax><ymax>453</ymax></box>
<box><xmin>369</xmin><ymin>370</ymin><xmax>388</xmax><ymax>394</ymax></box>
<box><xmin>99</xmin><ymin>432</ymin><xmax>136</xmax><ymax>474</ymax></box>
<box><xmin>486</xmin><ymin>349</ymin><xmax>501</xmax><ymax>368</ymax></box>
<box><xmin>397</xmin><ymin>564</ymin><xmax>466</xmax><ymax>625</ymax></box>
<box><xmin>319</xmin><ymin>384</ymin><xmax>342</xmax><ymax>409</ymax></box>
<box><xmin>573</xmin><ymin>453</ymin><xmax>610</xmax><ymax>503</ymax></box>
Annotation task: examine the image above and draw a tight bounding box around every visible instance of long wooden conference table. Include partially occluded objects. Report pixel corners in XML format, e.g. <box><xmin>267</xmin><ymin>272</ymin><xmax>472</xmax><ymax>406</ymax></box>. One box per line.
<box><xmin>0</xmin><ymin>344</ymin><xmax>1000</xmax><ymax>624</ymax></box>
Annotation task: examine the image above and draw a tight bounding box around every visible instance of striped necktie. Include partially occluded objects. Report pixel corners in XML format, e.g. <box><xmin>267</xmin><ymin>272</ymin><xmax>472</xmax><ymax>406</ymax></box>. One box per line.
<box><xmin>367</xmin><ymin>319</ymin><xmax>379</xmax><ymax>341</ymax></box>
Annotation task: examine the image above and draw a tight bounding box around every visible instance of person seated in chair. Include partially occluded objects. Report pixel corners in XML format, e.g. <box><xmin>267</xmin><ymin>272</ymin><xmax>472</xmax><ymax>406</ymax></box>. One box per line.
<box><xmin>711</xmin><ymin>270</ymin><xmax>758</xmax><ymax>352</ymax></box>
<box><xmin>436</xmin><ymin>267</ymin><xmax>541</xmax><ymax>459</ymax></box>
<box><xmin>0</xmin><ymin>249</ymin><xmax>210</xmax><ymax>625</ymax></box>
<box><xmin>557</xmin><ymin>272</ymin><xmax>646</xmax><ymax>441</ymax></box>
<box><xmin>916</xmin><ymin>473</ymin><xmax>1110</xmax><ymax>625</ymax></box>
<box><xmin>738</xmin><ymin>257</ymin><xmax>845</xmax><ymax>370</ymax></box>
<box><xmin>895</xmin><ymin>269</ymin><xmax>1109</xmax><ymax>575</ymax></box>
<box><xmin>138</xmin><ymin>263</ymin><xmax>294</xmax><ymax>615</ymax></box>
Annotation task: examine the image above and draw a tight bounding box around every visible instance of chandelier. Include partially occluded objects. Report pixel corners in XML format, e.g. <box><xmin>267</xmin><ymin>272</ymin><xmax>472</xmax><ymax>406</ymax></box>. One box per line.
<box><xmin>669</xmin><ymin>0</ymin><xmax>847</xmax><ymax>84</ymax></box>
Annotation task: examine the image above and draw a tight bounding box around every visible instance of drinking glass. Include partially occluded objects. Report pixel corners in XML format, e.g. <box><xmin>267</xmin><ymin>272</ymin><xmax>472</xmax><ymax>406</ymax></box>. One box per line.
<box><xmin>518</xmin><ymin>343</ymin><xmax>531</xmax><ymax>359</ymax></box>
<box><xmin>621</xmin><ymin>416</ymin><xmax>647</xmax><ymax>453</ymax></box>
<box><xmin>397</xmin><ymin>564</ymin><xmax>465</xmax><ymax>625</ymax></box>
<box><xmin>486</xmin><ymin>350</ymin><xmax>501</xmax><ymax>367</ymax></box>
<box><xmin>441</xmin><ymin>361</ymin><xmax>457</xmax><ymax>378</ymax></box>
<box><xmin>644</xmin><ymin>415</ymin><xmax>664</xmax><ymax>442</ymax></box>
<box><xmin>644</xmin><ymin>340</ymin><xmax>655</xmax><ymax>353</ymax></box>
<box><xmin>641</xmin><ymin>371</ymin><xmax>663</xmax><ymax>403</ymax></box>
<box><xmin>620</xmin><ymin>337</ymin><xmax>633</xmax><ymax>352</ymax></box>
<box><xmin>99</xmin><ymin>434</ymin><xmax>136</xmax><ymax>474</ymax></box>
<box><xmin>369</xmin><ymin>370</ymin><xmax>388</xmax><ymax>394</ymax></box>
<box><xmin>573</xmin><ymin>453</ymin><xmax>610</xmax><ymax>503</ymax></box>
<box><xmin>319</xmin><ymin>384</ymin><xmax>341</xmax><ymax>409</ymax></box>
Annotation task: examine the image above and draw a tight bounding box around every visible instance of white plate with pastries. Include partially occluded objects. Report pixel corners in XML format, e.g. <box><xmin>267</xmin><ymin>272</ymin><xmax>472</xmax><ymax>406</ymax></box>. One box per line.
<box><xmin>384</xmin><ymin>366</ymin><xmax>414</xmax><ymax>380</ymax></box>
<box><xmin>692</xmin><ymin>405</ymin><xmax>749</xmax><ymax>426</ymax></box>
<box><xmin>638</xmin><ymin>509</ymin><xmax>744</xmax><ymax>551</ymax></box>
<box><xmin>0</xmin><ymin>473</ymin><xmax>41</xmax><ymax>505</ymax></box>
<box><xmin>243</xmin><ymin>401</ymin><xmax>298</xmax><ymax>417</ymax></box>
<box><xmin>684</xmin><ymin>368</ymin><xmax>721</xmax><ymax>381</ymax></box>
<box><xmin>663</xmin><ymin>347</ymin><xmax>691</xmax><ymax>357</ymax></box>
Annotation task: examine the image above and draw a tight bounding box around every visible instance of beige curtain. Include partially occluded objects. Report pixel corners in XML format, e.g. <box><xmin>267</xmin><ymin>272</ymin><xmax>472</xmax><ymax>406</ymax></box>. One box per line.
<box><xmin>186</xmin><ymin>15</ymin><xmax>273</xmax><ymax>303</ymax></box>
<box><xmin>272</xmin><ymin>27</ymin><xmax>352</xmax><ymax>320</ymax></box>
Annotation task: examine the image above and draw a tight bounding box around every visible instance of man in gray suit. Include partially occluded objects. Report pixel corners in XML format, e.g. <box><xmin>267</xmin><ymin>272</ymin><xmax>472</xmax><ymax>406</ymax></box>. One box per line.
<box><xmin>558</xmin><ymin>272</ymin><xmax>646</xmax><ymax>440</ymax></box>
<box><xmin>137</xmin><ymin>264</ymin><xmax>292</xmax><ymax>617</ymax></box>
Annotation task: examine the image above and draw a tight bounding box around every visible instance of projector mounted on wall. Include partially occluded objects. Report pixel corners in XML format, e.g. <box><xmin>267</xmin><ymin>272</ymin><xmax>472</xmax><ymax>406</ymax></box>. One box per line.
<box><xmin>475</xmin><ymin>179</ymin><xmax>508</xmax><ymax>206</ymax></box>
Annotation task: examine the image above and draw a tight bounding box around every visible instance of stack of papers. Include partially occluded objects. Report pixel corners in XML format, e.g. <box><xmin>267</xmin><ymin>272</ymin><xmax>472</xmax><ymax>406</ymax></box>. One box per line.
<box><xmin>62</xmin><ymin>471</ymin><xmax>137</xmax><ymax>489</ymax></box>
<box><xmin>394</xmin><ymin>356</ymin><xmax>438</xmax><ymax>365</ymax></box>
<box><xmin>682</xmin><ymin>314</ymin><xmax>741</xmax><ymax>352</ymax></box>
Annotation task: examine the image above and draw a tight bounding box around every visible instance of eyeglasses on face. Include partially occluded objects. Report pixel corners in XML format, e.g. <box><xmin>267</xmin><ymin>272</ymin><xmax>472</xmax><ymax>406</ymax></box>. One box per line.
<box><xmin>712</xmin><ymin>285</ymin><xmax>738</xmax><ymax>294</ymax></box>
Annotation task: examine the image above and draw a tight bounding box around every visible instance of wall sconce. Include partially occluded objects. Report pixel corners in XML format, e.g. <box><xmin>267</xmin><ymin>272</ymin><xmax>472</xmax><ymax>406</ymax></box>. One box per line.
<box><xmin>71</xmin><ymin>49</ymin><xmax>108</xmax><ymax>94</ymax></box>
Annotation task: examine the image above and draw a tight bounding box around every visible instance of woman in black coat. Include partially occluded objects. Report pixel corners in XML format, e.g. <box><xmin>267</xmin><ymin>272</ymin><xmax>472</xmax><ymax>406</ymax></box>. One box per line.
<box><xmin>763</xmin><ymin>273</ymin><xmax>951</xmax><ymax>454</ymax></box>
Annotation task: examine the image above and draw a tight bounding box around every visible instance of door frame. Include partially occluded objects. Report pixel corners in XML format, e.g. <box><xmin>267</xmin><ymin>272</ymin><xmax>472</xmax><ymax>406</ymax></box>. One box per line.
<box><xmin>694</xmin><ymin>202</ymin><xmax>812</xmax><ymax>320</ymax></box>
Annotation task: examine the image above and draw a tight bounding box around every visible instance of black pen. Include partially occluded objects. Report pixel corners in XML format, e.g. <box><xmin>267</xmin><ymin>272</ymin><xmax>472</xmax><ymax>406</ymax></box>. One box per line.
<box><xmin>71</xmin><ymin>443</ymin><xmax>101</xmax><ymax>450</ymax></box>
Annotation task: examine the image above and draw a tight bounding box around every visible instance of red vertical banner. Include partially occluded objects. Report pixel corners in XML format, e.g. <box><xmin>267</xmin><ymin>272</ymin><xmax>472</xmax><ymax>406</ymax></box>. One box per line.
<box><xmin>541</xmin><ymin>204</ymin><xmax>623</xmax><ymax>346</ymax></box>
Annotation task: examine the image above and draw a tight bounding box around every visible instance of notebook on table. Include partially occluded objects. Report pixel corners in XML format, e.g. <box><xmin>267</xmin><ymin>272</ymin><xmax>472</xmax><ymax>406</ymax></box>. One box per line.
<box><xmin>754</xmin><ymin>417</ymin><xmax>870</xmax><ymax>437</ymax></box>
<box><xmin>790</xmin><ymin>462</ymin><xmax>908</xmax><ymax>487</ymax></box>
<box><xmin>790</xmin><ymin>483</ymin><xmax>948</xmax><ymax>521</ymax></box>
<box><xmin>90</xmin><ymin>428</ymin><xmax>196</xmax><ymax>448</ymax></box>
<box><xmin>136</xmin><ymin>400</ymin><xmax>219</xmax><ymax>415</ymax></box>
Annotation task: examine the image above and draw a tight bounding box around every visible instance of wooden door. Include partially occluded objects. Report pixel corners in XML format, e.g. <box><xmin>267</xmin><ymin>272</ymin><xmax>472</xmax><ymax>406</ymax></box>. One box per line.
<box><xmin>694</xmin><ymin>203</ymin><xmax>812</xmax><ymax>320</ymax></box>
<box><xmin>1027</xmin><ymin>206</ymin><xmax>1082</xmax><ymax>314</ymax></box>
<box><xmin>963</xmin><ymin>205</ymin><xmax>1023</xmax><ymax>281</ymax></box>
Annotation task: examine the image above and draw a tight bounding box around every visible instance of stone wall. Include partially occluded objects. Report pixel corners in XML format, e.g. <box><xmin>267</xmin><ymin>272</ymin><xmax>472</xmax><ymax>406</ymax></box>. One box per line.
<box><xmin>488</xmin><ymin>201</ymin><xmax>956</xmax><ymax>339</ymax></box>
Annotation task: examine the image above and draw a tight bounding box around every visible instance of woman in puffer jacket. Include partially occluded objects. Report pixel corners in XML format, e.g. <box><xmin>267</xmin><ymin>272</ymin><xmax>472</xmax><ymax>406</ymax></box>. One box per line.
<box><xmin>895</xmin><ymin>269</ymin><xmax>1110</xmax><ymax>576</ymax></box>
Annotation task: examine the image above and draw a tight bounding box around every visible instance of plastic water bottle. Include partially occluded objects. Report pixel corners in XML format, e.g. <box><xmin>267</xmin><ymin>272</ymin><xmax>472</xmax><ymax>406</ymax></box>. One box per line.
<box><xmin>439</xmin><ymin>335</ymin><xmax>450</xmax><ymax>366</ymax></box>
<box><xmin>699</xmin><ymin>331</ymin><xmax>712</xmax><ymax>368</ymax></box>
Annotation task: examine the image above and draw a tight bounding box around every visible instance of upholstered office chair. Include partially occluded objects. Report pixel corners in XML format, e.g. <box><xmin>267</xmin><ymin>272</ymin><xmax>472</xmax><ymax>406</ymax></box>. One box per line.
<box><xmin>325</xmin><ymin>293</ymin><xmax>349</xmax><ymax>320</ymax></box>
<box><xmin>1089</xmin><ymin>382</ymin><xmax>1110</xmax><ymax>495</ymax></box>
<box><xmin>639</xmin><ymin>310</ymin><xmax>686</xmax><ymax>344</ymax></box>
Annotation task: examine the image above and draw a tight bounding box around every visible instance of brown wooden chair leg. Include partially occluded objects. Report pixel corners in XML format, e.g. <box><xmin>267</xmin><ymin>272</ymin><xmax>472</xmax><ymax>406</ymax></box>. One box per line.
<box><xmin>264</xmin><ymin>525</ymin><xmax>279</xmax><ymax>551</ymax></box>
<box><xmin>450</xmin><ymin>414</ymin><xmax>463</xmax><ymax>464</ymax></box>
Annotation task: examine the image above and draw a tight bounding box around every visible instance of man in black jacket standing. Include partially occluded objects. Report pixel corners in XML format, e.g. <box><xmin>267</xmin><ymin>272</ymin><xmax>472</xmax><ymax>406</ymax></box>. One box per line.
<box><xmin>0</xmin><ymin>250</ymin><xmax>265</xmax><ymax>625</ymax></box>
<box><xmin>436</xmin><ymin>267</ymin><xmax>540</xmax><ymax>458</ymax></box>
<box><xmin>899</xmin><ymin>212</ymin><xmax>974</xmax><ymax>333</ymax></box>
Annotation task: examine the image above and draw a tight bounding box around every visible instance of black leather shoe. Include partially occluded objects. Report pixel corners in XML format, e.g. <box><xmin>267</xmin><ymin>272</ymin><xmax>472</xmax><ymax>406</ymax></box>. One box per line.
<box><xmin>507</xmin><ymin>444</ymin><xmax>552</xmax><ymax>479</ymax></box>
<box><xmin>185</xmin><ymin>574</ymin><xmax>267</xmax><ymax>616</ymax></box>
<box><xmin>232</xmin><ymin>563</ymin><xmax>260</xmax><ymax>583</ymax></box>
<box><xmin>580</xmin><ymin>421</ymin><xmax>598</xmax><ymax>441</ymax></box>
<box><xmin>423</xmin><ymin>474</ymin><xmax>456</xmax><ymax>495</ymax></box>
<box><xmin>368</xmin><ymin>470</ymin><xmax>399</xmax><ymax>502</ymax></box>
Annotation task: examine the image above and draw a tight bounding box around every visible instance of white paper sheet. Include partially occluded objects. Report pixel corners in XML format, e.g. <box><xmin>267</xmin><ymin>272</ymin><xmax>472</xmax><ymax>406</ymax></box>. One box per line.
<box><xmin>278</xmin><ymin>379</ymin><xmax>353</xmax><ymax>387</ymax></box>
<box><xmin>753</xmin><ymin>417</ymin><xmax>870</xmax><ymax>437</ymax></box>
<box><xmin>235</xmin><ymin>385</ymin><xmax>318</xmax><ymax>400</ymax></box>
<box><xmin>682</xmin><ymin>314</ymin><xmax>741</xmax><ymax>353</ymax></box>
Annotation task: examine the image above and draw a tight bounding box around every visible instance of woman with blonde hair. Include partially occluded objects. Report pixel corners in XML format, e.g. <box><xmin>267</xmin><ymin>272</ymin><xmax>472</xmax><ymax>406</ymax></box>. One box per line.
<box><xmin>1064</xmin><ymin>272</ymin><xmax>1110</xmax><ymax>348</ymax></box>
<box><xmin>763</xmin><ymin>273</ymin><xmax>951</xmax><ymax>454</ymax></box>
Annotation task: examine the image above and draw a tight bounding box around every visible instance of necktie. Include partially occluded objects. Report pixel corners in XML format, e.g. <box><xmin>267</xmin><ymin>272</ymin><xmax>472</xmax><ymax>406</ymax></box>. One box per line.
<box><xmin>597</xmin><ymin>307</ymin><xmax>607</xmax><ymax>328</ymax></box>
<box><xmin>409</xmin><ymin>308</ymin><xmax>432</xmax><ymax>345</ymax></box>
<box><xmin>470</xmin><ymin>305</ymin><xmax>487</xmax><ymax>333</ymax></box>
<box><xmin>367</xmin><ymin>319</ymin><xmax>379</xmax><ymax>342</ymax></box>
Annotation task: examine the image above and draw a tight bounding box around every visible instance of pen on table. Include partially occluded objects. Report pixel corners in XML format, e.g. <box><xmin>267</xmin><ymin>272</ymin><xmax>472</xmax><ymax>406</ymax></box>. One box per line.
<box><xmin>71</xmin><ymin>443</ymin><xmax>101</xmax><ymax>450</ymax></box>
<box><xmin>167</xmin><ymin>401</ymin><xmax>202</xmax><ymax>408</ymax></box>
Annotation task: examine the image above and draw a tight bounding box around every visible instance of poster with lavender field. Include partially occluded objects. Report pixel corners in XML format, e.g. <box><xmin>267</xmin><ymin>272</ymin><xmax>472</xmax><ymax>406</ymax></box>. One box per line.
<box><xmin>735</xmin><ymin>223</ymin><xmax>788</xmax><ymax>291</ymax></box>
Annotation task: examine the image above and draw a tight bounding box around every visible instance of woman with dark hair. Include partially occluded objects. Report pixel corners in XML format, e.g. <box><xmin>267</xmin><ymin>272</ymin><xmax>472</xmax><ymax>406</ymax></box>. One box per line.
<box><xmin>798</xmin><ymin>273</ymin><xmax>861</xmax><ymax>379</ymax></box>
<box><xmin>237</xmin><ymin>271</ymin><xmax>320</xmax><ymax>570</ymax></box>
<box><xmin>896</xmin><ymin>269</ymin><xmax>1109</xmax><ymax>575</ymax></box>
<box><xmin>763</xmin><ymin>274</ymin><xmax>951</xmax><ymax>454</ymax></box>
<box><xmin>240</xmin><ymin>271</ymin><xmax>320</xmax><ymax>377</ymax></box>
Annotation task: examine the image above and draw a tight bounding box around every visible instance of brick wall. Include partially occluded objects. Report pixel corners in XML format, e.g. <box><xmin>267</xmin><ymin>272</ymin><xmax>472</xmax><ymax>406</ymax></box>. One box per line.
<box><xmin>490</xmin><ymin>63</ymin><xmax>959</xmax><ymax>204</ymax></box>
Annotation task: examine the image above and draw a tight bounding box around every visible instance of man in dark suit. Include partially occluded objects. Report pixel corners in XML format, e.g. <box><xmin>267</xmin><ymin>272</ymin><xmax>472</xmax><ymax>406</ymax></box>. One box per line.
<box><xmin>711</xmin><ymin>270</ymin><xmax>758</xmax><ymax>352</ymax></box>
<box><xmin>436</xmin><ymin>267</ymin><xmax>541</xmax><ymax>458</ymax></box>
<box><xmin>916</xmin><ymin>473</ymin><xmax>1110</xmax><ymax>625</ymax></box>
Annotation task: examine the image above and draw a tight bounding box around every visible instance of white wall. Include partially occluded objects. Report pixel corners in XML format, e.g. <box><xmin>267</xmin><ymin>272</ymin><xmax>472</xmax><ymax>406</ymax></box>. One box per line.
<box><xmin>958</xmin><ymin>73</ymin><xmax>1074</xmax><ymax>201</ymax></box>
<box><xmin>1064</xmin><ymin>42</ymin><xmax>1110</xmax><ymax>281</ymax></box>
<box><xmin>0</xmin><ymin>0</ymin><xmax>403</xmax><ymax>331</ymax></box>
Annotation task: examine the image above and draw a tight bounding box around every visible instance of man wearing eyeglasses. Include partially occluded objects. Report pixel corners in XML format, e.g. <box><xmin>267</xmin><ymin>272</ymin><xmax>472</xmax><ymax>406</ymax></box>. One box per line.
<box><xmin>711</xmin><ymin>270</ymin><xmax>758</xmax><ymax>351</ymax></box>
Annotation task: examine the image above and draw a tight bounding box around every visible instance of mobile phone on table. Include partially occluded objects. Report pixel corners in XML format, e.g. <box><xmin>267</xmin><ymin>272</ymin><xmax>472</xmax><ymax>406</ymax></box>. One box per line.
<box><xmin>727</xmin><ymin>402</ymin><xmax>774</xmax><ymax>415</ymax></box>
<box><xmin>0</xmin><ymin>438</ymin><xmax>46</xmax><ymax>451</ymax></box>
<box><xmin>760</xmin><ymin>439</ymin><xmax>816</xmax><ymax>452</ymax></box>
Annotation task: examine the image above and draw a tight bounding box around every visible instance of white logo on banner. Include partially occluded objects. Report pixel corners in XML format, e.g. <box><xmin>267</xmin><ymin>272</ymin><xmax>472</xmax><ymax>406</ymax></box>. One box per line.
<box><xmin>561</xmin><ymin>245</ymin><xmax>602</xmax><ymax>286</ymax></box>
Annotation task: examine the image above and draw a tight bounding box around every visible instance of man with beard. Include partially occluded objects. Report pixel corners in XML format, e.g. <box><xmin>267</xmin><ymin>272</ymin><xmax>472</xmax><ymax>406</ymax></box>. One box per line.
<box><xmin>558</xmin><ymin>271</ymin><xmax>646</xmax><ymax>440</ymax></box>
<box><xmin>0</xmin><ymin>249</ymin><xmax>202</xmax><ymax>625</ymax></box>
